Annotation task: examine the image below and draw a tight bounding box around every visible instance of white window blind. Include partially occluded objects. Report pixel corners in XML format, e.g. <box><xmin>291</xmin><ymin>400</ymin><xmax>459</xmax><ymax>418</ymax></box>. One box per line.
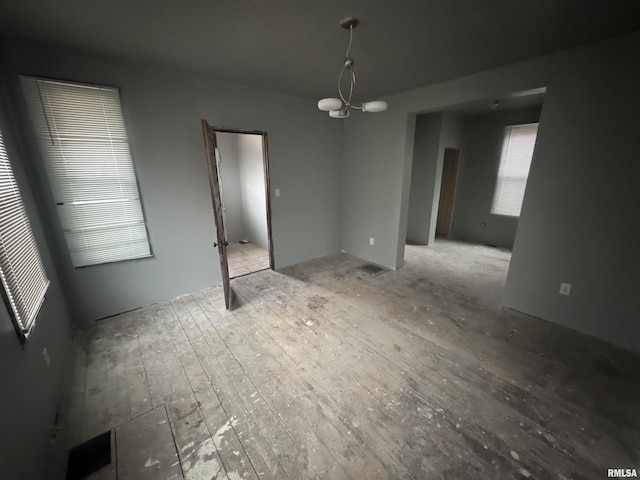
<box><xmin>22</xmin><ymin>77</ymin><xmax>151</xmax><ymax>267</ymax></box>
<box><xmin>0</xmin><ymin>126</ymin><xmax>50</xmax><ymax>341</ymax></box>
<box><xmin>491</xmin><ymin>123</ymin><xmax>538</xmax><ymax>217</ymax></box>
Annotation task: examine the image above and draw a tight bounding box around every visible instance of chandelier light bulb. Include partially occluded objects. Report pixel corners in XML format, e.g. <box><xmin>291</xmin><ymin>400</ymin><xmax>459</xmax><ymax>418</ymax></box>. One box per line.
<box><xmin>318</xmin><ymin>98</ymin><xmax>343</xmax><ymax>111</ymax></box>
<box><xmin>362</xmin><ymin>101</ymin><xmax>388</xmax><ymax>113</ymax></box>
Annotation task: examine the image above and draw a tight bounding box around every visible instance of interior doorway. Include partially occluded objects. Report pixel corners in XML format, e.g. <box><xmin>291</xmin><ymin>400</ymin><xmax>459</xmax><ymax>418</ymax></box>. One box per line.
<box><xmin>435</xmin><ymin>148</ymin><xmax>460</xmax><ymax>238</ymax></box>
<box><xmin>402</xmin><ymin>89</ymin><xmax>546</xmax><ymax>308</ymax></box>
<box><xmin>405</xmin><ymin>89</ymin><xmax>545</xmax><ymax>252</ymax></box>
<box><xmin>201</xmin><ymin>121</ymin><xmax>274</xmax><ymax>309</ymax></box>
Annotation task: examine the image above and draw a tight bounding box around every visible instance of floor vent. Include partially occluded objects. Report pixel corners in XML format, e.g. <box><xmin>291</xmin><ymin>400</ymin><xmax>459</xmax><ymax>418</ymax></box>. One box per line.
<box><xmin>66</xmin><ymin>430</ymin><xmax>111</xmax><ymax>480</ymax></box>
<box><xmin>356</xmin><ymin>263</ymin><xmax>389</xmax><ymax>276</ymax></box>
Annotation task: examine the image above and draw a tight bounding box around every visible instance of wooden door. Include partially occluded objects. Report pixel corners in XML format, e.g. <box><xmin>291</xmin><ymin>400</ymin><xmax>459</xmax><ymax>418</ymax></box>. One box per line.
<box><xmin>435</xmin><ymin>148</ymin><xmax>460</xmax><ymax>238</ymax></box>
<box><xmin>202</xmin><ymin>119</ymin><xmax>232</xmax><ymax>309</ymax></box>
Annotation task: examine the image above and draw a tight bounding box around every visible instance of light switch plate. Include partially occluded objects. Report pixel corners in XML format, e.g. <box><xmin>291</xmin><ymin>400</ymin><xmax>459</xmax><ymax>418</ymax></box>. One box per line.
<box><xmin>559</xmin><ymin>282</ymin><xmax>572</xmax><ymax>296</ymax></box>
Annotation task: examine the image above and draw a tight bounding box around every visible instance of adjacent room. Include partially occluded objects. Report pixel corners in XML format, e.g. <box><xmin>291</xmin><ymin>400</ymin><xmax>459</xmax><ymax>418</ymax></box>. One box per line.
<box><xmin>1</xmin><ymin>2</ymin><xmax>639</xmax><ymax>479</ymax></box>
<box><xmin>215</xmin><ymin>131</ymin><xmax>272</xmax><ymax>278</ymax></box>
<box><xmin>405</xmin><ymin>90</ymin><xmax>545</xmax><ymax>307</ymax></box>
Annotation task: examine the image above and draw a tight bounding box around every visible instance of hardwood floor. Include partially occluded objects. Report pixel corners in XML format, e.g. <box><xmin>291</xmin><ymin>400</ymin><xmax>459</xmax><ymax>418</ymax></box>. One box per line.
<box><xmin>57</xmin><ymin>240</ymin><xmax>640</xmax><ymax>479</ymax></box>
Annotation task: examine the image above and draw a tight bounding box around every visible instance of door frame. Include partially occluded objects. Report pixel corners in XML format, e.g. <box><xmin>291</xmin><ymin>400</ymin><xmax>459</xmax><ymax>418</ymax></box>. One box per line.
<box><xmin>207</xmin><ymin>126</ymin><xmax>275</xmax><ymax>271</ymax></box>
<box><xmin>435</xmin><ymin>147</ymin><xmax>461</xmax><ymax>239</ymax></box>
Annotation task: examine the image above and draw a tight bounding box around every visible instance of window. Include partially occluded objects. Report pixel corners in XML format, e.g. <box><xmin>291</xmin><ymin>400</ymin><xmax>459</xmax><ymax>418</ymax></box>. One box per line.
<box><xmin>0</xmin><ymin>126</ymin><xmax>50</xmax><ymax>341</ymax></box>
<box><xmin>491</xmin><ymin>123</ymin><xmax>538</xmax><ymax>217</ymax></box>
<box><xmin>22</xmin><ymin>77</ymin><xmax>151</xmax><ymax>267</ymax></box>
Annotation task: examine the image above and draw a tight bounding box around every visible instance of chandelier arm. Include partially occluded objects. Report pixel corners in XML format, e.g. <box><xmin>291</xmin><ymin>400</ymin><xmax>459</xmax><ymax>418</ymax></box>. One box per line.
<box><xmin>337</xmin><ymin>64</ymin><xmax>349</xmax><ymax>104</ymax></box>
<box><xmin>347</xmin><ymin>69</ymin><xmax>356</xmax><ymax>107</ymax></box>
<box><xmin>348</xmin><ymin>69</ymin><xmax>363</xmax><ymax>109</ymax></box>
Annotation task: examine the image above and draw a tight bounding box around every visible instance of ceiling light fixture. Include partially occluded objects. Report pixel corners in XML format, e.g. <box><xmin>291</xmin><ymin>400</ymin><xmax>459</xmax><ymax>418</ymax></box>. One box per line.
<box><xmin>318</xmin><ymin>17</ymin><xmax>388</xmax><ymax>118</ymax></box>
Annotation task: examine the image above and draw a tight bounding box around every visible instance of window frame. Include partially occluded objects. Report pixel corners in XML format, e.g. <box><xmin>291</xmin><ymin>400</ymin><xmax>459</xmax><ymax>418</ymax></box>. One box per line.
<box><xmin>490</xmin><ymin>122</ymin><xmax>539</xmax><ymax>218</ymax></box>
<box><xmin>0</xmin><ymin>121</ymin><xmax>50</xmax><ymax>343</ymax></box>
<box><xmin>21</xmin><ymin>76</ymin><xmax>153</xmax><ymax>268</ymax></box>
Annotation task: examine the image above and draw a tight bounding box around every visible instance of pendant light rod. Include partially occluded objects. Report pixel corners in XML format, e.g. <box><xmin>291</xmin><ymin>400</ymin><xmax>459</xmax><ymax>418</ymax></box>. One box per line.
<box><xmin>338</xmin><ymin>25</ymin><xmax>359</xmax><ymax>109</ymax></box>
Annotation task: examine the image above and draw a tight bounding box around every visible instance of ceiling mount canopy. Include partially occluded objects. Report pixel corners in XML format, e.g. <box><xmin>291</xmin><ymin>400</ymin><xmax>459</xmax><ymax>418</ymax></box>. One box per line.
<box><xmin>317</xmin><ymin>17</ymin><xmax>388</xmax><ymax>118</ymax></box>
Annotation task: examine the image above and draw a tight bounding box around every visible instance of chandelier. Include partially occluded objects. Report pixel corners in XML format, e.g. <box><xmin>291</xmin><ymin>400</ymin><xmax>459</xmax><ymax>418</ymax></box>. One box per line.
<box><xmin>317</xmin><ymin>17</ymin><xmax>388</xmax><ymax>118</ymax></box>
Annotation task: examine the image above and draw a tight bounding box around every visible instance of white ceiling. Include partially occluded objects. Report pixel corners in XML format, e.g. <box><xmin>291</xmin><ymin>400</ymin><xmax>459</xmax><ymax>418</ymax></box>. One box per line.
<box><xmin>1</xmin><ymin>1</ymin><xmax>639</xmax><ymax>100</ymax></box>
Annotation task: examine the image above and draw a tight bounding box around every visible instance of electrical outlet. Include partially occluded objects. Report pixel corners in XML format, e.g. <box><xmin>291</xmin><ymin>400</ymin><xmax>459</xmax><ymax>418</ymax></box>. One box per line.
<box><xmin>275</xmin><ymin>188</ymin><xmax>280</xmax><ymax>197</ymax></box>
<box><xmin>42</xmin><ymin>347</ymin><xmax>51</xmax><ymax>368</ymax></box>
<box><xmin>369</xmin><ymin>237</ymin><xmax>375</xmax><ymax>246</ymax></box>
<box><xmin>559</xmin><ymin>282</ymin><xmax>572</xmax><ymax>296</ymax></box>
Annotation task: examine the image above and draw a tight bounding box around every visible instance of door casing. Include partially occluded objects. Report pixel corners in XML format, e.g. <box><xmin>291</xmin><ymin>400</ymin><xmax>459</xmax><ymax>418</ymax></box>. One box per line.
<box><xmin>202</xmin><ymin>121</ymin><xmax>275</xmax><ymax>309</ymax></box>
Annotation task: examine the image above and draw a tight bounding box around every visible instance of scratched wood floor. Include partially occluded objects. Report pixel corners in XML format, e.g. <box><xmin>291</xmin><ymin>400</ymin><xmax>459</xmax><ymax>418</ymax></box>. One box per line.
<box><xmin>58</xmin><ymin>240</ymin><xmax>640</xmax><ymax>479</ymax></box>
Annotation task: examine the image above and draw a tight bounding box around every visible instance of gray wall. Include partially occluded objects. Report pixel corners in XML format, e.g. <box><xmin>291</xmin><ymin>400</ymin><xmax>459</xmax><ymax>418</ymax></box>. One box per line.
<box><xmin>237</xmin><ymin>134</ymin><xmax>269</xmax><ymax>249</ymax></box>
<box><xmin>406</xmin><ymin>112</ymin><xmax>442</xmax><ymax>244</ymax></box>
<box><xmin>342</xmin><ymin>31</ymin><xmax>640</xmax><ymax>352</ymax></box>
<box><xmin>2</xmin><ymin>40</ymin><xmax>343</xmax><ymax>322</ymax></box>
<box><xmin>217</xmin><ymin>132</ymin><xmax>245</xmax><ymax>243</ymax></box>
<box><xmin>452</xmin><ymin>106</ymin><xmax>541</xmax><ymax>249</ymax></box>
<box><xmin>502</xmin><ymin>37</ymin><xmax>640</xmax><ymax>351</ymax></box>
<box><xmin>216</xmin><ymin>133</ymin><xmax>269</xmax><ymax>249</ymax></box>
<box><xmin>405</xmin><ymin>111</ymin><xmax>463</xmax><ymax>246</ymax></box>
<box><xmin>0</xmin><ymin>63</ymin><xmax>73</xmax><ymax>480</ymax></box>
